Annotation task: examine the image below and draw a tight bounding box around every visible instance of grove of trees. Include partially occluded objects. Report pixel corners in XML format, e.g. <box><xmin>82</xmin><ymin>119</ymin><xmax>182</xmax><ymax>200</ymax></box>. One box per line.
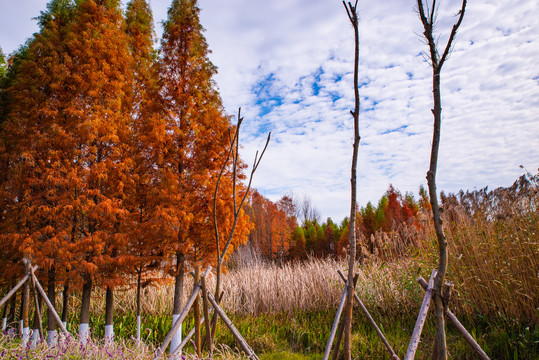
<box><xmin>0</xmin><ymin>0</ymin><xmax>250</xmax><ymax>344</ymax></box>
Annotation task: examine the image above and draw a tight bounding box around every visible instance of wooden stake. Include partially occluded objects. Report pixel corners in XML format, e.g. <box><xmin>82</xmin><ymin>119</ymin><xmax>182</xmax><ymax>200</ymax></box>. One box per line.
<box><xmin>323</xmin><ymin>284</ymin><xmax>348</xmax><ymax>360</ymax></box>
<box><xmin>0</xmin><ymin>265</ymin><xmax>38</xmax><ymax>309</ymax></box>
<box><xmin>207</xmin><ymin>292</ymin><xmax>259</xmax><ymax>360</ymax></box>
<box><xmin>337</xmin><ymin>270</ymin><xmax>400</xmax><ymax>359</ymax></box>
<box><xmin>404</xmin><ymin>269</ymin><xmax>437</xmax><ymax>360</ymax></box>
<box><xmin>332</xmin><ymin>273</ymin><xmax>359</xmax><ymax>360</ymax></box>
<box><xmin>417</xmin><ymin>277</ymin><xmax>490</xmax><ymax>360</ymax></box>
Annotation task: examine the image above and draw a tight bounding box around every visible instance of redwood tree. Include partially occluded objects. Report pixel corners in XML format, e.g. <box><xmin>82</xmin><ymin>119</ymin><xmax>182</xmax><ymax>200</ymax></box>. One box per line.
<box><xmin>158</xmin><ymin>0</ymin><xmax>241</xmax><ymax>353</ymax></box>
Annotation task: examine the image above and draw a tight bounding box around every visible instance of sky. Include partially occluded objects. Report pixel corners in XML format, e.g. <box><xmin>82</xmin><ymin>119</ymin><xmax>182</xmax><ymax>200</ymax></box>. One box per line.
<box><xmin>1</xmin><ymin>0</ymin><xmax>538</xmax><ymax>222</ymax></box>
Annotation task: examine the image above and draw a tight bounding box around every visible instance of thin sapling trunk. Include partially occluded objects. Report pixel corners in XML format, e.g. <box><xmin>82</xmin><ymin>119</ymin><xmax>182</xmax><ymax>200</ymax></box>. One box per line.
<box><xmin>416</xmin><ymin>1</ymin><xmax>467</xmax><ymax>359</ymax></box>
<box><xmin>342</xmin><ymin>1</ymin><xmax>361</xmax><ymax>359</ymax></box>
<box><xmin>211</xmin><ymin>108</ymin><xmax>270</xmax><ymax>341</ymax></box>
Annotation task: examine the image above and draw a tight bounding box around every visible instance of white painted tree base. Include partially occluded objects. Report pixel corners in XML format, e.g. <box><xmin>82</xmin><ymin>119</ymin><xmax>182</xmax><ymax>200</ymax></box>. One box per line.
<box><xmin>21</xmin><ymin>327</ymin><xmax>30</xmax><ymax>346</ymax></box>
<box><xmin>30</xmin><ymin>329</ymin><xmax>40</xmax><ymax>348</ymax></box>
<box><xmin>47</xmin><ymin>330</ymin><xmax>58</xmax><ymax>346</ymax></box>
<box><xmin>79</xmin><ymin>323</ymin><xmax>89</xmax><ymax>344</ymax></box>
<box><xmin>136</xmin><ymin>315</ymin><xmax>141</xmax><ymax>341</ymax></box>
<box><xmin>105</xmin><ymin>324</ymin><xmax>114</xmax><ymax>343</ymax></box>
<box><xmin>1</xmin><ymin>317</ymin><xmax>6</xmax><ymax>331</ymax></box>
<box><xmin>170</xmin><ymin>314</ymin><xmax>182</xmax><ymax>356</ymax></box>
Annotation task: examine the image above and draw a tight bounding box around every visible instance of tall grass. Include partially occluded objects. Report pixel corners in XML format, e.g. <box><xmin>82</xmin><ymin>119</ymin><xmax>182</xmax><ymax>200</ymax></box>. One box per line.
<box><xmin>2</xmin><ymin>175</ymin><xmax>537</xmax><ymax>358</ymax></box>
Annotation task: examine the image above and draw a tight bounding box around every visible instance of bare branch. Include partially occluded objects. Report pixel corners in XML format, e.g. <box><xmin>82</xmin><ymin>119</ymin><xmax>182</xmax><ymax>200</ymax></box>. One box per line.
<box><xmin>438</xmin><ymin>0</ymin><xmax>467</xmax><ymax>69</ymax></box>
<box><xmin>429</xmin><ymin>0</ymin><xmax>437</xmax><ymax>26</ymax></box>
<box><xmin>219</xmin><ymin>131</ymin><xmax>271</xmax><ymax>262</ymax></box>
<box><xmin>343</xmin><ymin>1</ymin><xmax>353</xmax><ymax>23</ymax></box>
<box><xmin>213</xmin><ymin>108</ymin><xmax>243</xmax><ymax>260</ymax></box>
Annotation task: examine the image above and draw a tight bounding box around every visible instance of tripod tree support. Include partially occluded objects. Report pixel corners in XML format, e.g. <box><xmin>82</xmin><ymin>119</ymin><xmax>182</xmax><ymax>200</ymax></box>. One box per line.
<box><xmin>323</xmin><ymin>282</ymin><xmax>349</xmax><ymax>360</ymax></box>
<box><xmin>154</xmin><ymin>267</ymin><xmax>211</xmax><ymax>359</ymax></box>
<box><xmin>417</xmin><ymin>277</ymin><xmax>490</xmax><ymax>360</ymax></box>
<box><xmin>207</xmin><ymin>291</ymin><xmax>259</xmax><ymax>360</ymax></box>
<box><xmin>0</xmin><ymin>265</ymin><xmax>38</xmax><ymax>309</ymax></box>
<box><xmin>28</xmin><ymin>266</ymin><xmax>69</xmax><ymax>336</ymax></box>
<box><xmin>404</xmin><ymin>270</ymin><xmax>437</xmax><ymax>360</ymax></box>
<box><xmin>337</xmin><ymin>270</ymin><xmax>400</xmax><ymax>359</ymax></box>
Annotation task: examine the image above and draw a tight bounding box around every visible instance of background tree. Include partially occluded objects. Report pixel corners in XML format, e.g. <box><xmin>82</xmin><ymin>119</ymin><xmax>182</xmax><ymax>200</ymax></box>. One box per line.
<box><xmin>416</xmin><ymin>0</ymin><xmax>467</xmax><ymax>358</ymax></box>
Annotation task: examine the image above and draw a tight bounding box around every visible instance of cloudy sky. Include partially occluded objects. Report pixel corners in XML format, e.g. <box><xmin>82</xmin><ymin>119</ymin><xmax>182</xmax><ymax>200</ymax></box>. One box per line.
<box><xmin>1</xmin><ymin>0</ymin><xmax>538</xmax><ymax>222</ymax></box>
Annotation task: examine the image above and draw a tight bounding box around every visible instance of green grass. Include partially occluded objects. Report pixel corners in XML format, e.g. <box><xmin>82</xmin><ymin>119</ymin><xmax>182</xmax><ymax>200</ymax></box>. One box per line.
<box><xmin>25</xmin><ymin>304</ymin><xmax>538</xmax><ymax>359</ymax></box>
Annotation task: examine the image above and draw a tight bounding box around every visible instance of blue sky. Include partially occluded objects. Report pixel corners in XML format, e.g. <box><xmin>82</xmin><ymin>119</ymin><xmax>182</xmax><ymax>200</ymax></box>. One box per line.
<box><xmin>1</xmin><ymin>0</ymin><xmax>538</xmax><ymax>222</ymax></box>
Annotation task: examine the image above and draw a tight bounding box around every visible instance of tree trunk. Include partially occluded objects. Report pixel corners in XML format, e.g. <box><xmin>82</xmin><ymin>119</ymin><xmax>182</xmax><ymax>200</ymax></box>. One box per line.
<box><xmin>342</xmin><ymin>2</ymin><xmax>361</xmax><ymax>359</ymax></box>
<box><xmin>79</xmin><ymin>277</ymin><xmax>92</xmax><ymax>344</ymax></box>
<box><xmin>427</xmin><ymin>63</ymin><xmax>448</xmax><ymax>360</ymax></box>
<box><xmin>136</xmin><ymin>269</ymin><xmax>142</xmax><ymax>342</ymax></box>
<box><xmin>171</xmin><ymin>252</ymin><xmax>185</xmax><ymax>354</ymax></box>
<box><xmin>105</xmin><ymin>286</ymin><xmax>114</xmax><ymax>341</ymax></box>
<box><xmin>21</xmin><ymin>279</ymin><xmax>30</xmax><ymax>344</ymax></box>
<box><xmin>61</xmin><ymin>281</ymin><xmax>69</xmax><ymax>328</ymax></box>
<box><xmin>416</xmin><ymin>1</ymin><xmax>467</xmax><ymax>358</ymax></box>
<box><xmin>30</xmin><ymin>292</ymin><xmax>43</xmax><ymax>347</ymax></box>
<box><xmin>47</xmin><ymin>266</ymin><xmax>57</xmax><ymax>345</ymax></box>
<box><xmin>201</xmin><ymin>276</ymin><xmax>213</xmax><ymax>355</ymax></box>
<box><xmin>193</xmin><ymin>264</ymin><xmax>201</xmax><ymax>358</ymax></box>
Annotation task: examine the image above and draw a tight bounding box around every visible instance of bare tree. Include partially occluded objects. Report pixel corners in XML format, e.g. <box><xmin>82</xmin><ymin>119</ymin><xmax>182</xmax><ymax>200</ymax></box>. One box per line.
<box><xmin>211</xmin><ymin>108</ymin><xmax>270</xmax><ymax>345</ymax></box>
<box><xmin>416</xmin><ymin>1</ymin><xmax>467</xmax><ymax>359</ymax></box>
<box><xmin>299</xmin><ymin>195</ymin><xmax>321</xmax><ymax>225</ymax></box>
<box><xmin>342</xmin><ymin>1</ymin><xmax>361</xmax><ymax>359</ymax></box>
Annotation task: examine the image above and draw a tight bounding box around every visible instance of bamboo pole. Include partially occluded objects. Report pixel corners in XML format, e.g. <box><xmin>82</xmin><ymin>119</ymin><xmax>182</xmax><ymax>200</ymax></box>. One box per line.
<box><xmin>154</xmin><ymin>267</ymin><xmax>211</xmax><ymax>359</ymax></box>
<box><xmin>417</xmin><ymin>277</ymin><xmax>490</xmax><ymax>360</ymax></box>
<box><xmin>207</xmin><ymin>292</ymin><xmax>258</xmax><ymax>360</ymax></box>
<box><xmin>0</xmin><ymin>265</ymin><xmax>38</xmax><ymax>309</ymax></box>
<box><xmin>337</xmin><ymin>270</ymin><xmax>400</xmax><ymax>359</ymax></box>
<box><xmin>404</xmin><ymin>269</ymin><xmax>437</xmax><ymax>360</ymax></box>
<box><xmin>323</xmin><ymin>284</ymin><xmax>348</xmax><ymax>360</ymax></box>
<box><xmin>30</xmin><ymin>269</ymin><xmax>69</xmax><ymax>336</ymax></box>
